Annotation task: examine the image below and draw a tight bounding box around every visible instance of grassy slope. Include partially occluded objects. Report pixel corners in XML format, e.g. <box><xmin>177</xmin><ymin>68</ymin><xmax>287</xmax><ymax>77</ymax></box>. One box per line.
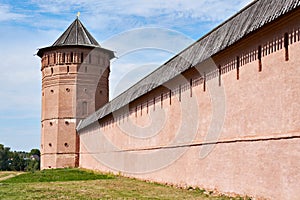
<box><xmin>0</xmin><ymin>169</ymin><xmax>247</xmax><ymax>200</ymax></box>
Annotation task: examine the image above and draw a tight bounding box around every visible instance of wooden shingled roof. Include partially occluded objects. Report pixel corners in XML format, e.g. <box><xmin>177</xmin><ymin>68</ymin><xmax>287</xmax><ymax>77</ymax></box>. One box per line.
<box><xmin>77</xmin><ymin>0</ymin><xmax>300</xmax><ymax>131</ymax></box>
<box><xmin>52</xmin><ymin>18</ymin><xmax>100</xmax><ymax>47</ymax></box>
<box><xmin>37</xmin><ymin>18</ymin><xmax>115</xmax><ymax>58</ymax></box>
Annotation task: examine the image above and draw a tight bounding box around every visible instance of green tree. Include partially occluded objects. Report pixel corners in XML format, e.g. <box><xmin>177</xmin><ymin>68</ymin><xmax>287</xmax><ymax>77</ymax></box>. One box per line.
<box><xmin>0</xmin><ymin>144</ymin><xmax>11</xmax><ymax>170</ymax></box>
<box><xmin>29</xmin><ymin>149</ymin><xmax>40</xmax><ymax>157</ymax></box>
<box><xmin>0</xmin><ymin>144</ymin><xmax>40</xmax><ymax>171</ymax></box>
<box><xmin>26</xmin><ymin>148</ymin><xmax>40</xmax><ymax>171</ymax></box>
<box><xmin>9</xmin><ymin>152</ymin><xmax>25</xmax><ymax>171</ymax></box>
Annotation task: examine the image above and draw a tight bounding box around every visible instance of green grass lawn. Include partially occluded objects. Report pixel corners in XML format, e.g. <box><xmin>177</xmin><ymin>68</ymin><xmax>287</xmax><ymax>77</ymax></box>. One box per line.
<box><xmin>0</xmin><ymin>169</ymin><xmax>249</xmax><ymax>200</ymax></box>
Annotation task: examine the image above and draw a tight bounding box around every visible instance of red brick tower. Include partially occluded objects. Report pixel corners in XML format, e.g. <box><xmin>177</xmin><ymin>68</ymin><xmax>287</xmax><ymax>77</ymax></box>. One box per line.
<box><xmin>37</xmin><ymin>17</ymin><xmax>114</xmax><ymax>169</ymax></box>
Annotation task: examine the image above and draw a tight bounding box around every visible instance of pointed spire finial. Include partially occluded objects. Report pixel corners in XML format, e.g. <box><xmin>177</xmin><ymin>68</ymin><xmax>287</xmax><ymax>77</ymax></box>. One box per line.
<box><xmin>77</xmin><ymin>12</ymin><xmax>80</xmax><ymax>18</ymax></box>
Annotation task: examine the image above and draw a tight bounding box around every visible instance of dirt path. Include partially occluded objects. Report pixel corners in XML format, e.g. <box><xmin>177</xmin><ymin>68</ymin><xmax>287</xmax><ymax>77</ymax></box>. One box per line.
<box><xmin>0</xmin><ymin>173</ymin><xmax>23</xmax><ymax>181</ymax></box>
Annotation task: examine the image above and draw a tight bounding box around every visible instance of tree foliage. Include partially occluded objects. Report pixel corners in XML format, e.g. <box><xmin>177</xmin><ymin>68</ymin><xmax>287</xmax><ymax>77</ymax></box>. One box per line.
<box><xmin>0</xmin><ymin>144</ymin><xmax>40</xmax><ymax>171</ymax></box>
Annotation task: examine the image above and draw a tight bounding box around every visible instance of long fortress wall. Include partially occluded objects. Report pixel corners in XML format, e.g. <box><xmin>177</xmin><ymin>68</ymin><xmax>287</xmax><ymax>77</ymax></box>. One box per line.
<box><xmin>78</xmin><ymin>9</ymin><xmax>300</xmax><ymax>199</ymax></box>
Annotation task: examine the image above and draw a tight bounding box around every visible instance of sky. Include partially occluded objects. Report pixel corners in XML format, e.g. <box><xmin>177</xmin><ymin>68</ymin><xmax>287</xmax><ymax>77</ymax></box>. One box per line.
<box><xmin>0</xmin><ymin>0</ymin><xmax>252</xmax><ymax>151</ymax></box>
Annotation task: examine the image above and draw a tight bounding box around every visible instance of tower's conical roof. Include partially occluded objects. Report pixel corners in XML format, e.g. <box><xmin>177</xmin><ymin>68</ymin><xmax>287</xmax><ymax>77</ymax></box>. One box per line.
<box><xmin>52</xmin><ymin>18</ymin><xmax>100</xmax><ymax>47</ymax></box>
<box><xmin>37</xmin><ymin>18</ymin><xmax>114</xmax><ymax>58</ymax></box>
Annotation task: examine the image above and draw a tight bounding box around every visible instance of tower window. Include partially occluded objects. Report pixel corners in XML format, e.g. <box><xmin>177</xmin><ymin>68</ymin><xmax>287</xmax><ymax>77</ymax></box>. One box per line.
<box><xmin>99</xmin><ymin>90</ymin><xmax>103</xmax><ymax>94</ymax></box>
<box><xmin>49</xmin><ymin>122</ymin><xmax>53</xmax><ymax>126</ymax></box>
<box><xmin>70</xmin><ymin>52</ymin><xmax>73</xmax><ymax>63</ymax></box>
<box><xmin>89</xmin><ymin>54</ymin><xmax>92</xmax><ymax>64</ymax></box>
<box><xmin>49</xmin><ymin>143</ymin><xmax>52</xmax><ymax>147</ymax></box>
<box><xmin>81</xmin><ymin>53</ymin><xmax>84</xmax><ymax>63</ymax></box>
<box><xmin>82</xmin><ymin>101</ymin><xmax>88</xmax><ymax>115</ymax></box>
<box><xmin>66</xmin><ymin>88</ymin><xmax>70</xmax><ymax>92</ymax></box>
<box><xmin>62</xmin><ymin>53</ymin><xmax>65</xmax><ymax>63</ymax></box>
<box><xmin>65</xmin><ymin>121</ymin><xmax>69</xmax><ymax>125</ymax></box>
<box><xmin>67</xmin><ymin>66</ymin><xmax>69</xmax><ymax>73</ymax></box>
<box><xmin>64</xmin><ymin>143</ymin><xmax>69</xmax><ymax>147</ymax></box>
<box><xmin>53</xmin><ymin>53</ymin><xmax>56</xmax><ymax>64</ymax></box>
<box><xmin>85</xmin><ymin>66</ymin><xmax>88</xmax><ymax>73</ymax></box>
<box><xmin>51</xmin><ymin>68</ymin><xmax>53</xmax><ymax>75</ymax></box>
<box><xmin>50</xmin><ymin>90</ymin><xmax>54</xmax><ymax>93</ymax></box>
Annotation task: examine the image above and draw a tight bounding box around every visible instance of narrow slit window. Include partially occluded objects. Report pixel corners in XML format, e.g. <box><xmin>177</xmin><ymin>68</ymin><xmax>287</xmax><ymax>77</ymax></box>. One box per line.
<box><xmin>89</xmin><ymin>54</ymin><xmax>92</xmax><ymax>64</ymax></box>
<box><xmin>53</xmin><ymin>53</ymin><xmax>56</xmax><ymax>64</ymax></box>
<box><xmin>81</xmin><ymin>53</ymin><xmax>84</xmax><ymax>63</ymax></box>
<box><xmin>179</xmin><ymin>85</ymin><xmax>181</xmax><ymax>102</ymax></box>
<box><xmin>236</xmin><ymin>56</ymin><xmax>240</xmax><ymax>80</ymax></box>
<box><xmin>169</xmin><ymin>90</ymin><xmax>172</xmax><ymax>105</ymax></box>
<box><xmin>203</xmin><ymin>73</ymin><xmax>206</xmax><ymax>92</ymax></box>
<box><xmin>135</xmin><ymin>106</ymin><xmax>137</xmax><ymax>117</ymax></box>
<box><xmin>82</xmin><ymin>101</ymin><xmax>88</xmax><ymax>116</ymax></box>
<box><xmin>190</xmin><ymin>79</ymin><xmax>193</xmax><ymax>97</ymax></box>
<box><xmin>218</xmin><ymin>65</ymin><xmax>222</xmax><ymax>86</ymax></box>
<box><xmin>258</xmin><ymin>45</ymin><xmax>262</xmax><ymax>72</ymax></box>
<box><xmin>147</xmin><ymin>100</ymin><xmax>149</xmax><ymax>114</ymax></box>
<box><xmin>284</xmin><ymin>33</ymin><xmax>289</xmax><ymax>61</ymax></box>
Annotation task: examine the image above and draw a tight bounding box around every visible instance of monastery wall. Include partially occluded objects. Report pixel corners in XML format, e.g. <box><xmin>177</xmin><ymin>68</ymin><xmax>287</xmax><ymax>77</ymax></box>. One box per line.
<box><xmin>78</xmin><ymin>13</ymin><xmax>300</xmax><ymax>199</ymax></box>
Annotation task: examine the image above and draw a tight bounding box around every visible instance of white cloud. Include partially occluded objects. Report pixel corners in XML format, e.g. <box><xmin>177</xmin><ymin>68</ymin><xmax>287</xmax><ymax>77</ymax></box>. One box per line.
<box><xmin>102</xmin><ymin>27</ymin><xmax>194</xmax><ymax>57</ymax></box>
<box><xmin>102</xmin><ymin>27</ymin><xmax>195</xmax><ymax>98</ymax></box>
<box><xmin>0</xmin><ymin>4</ymin><xmax>25</xmax><ymax>21</ymax></box>
<box><xmin>30</xmin><ymin>0</ymin><xmax>252</xmax><ymax>20</ymax></box>
<box><xmin>28</xmin><ymin>0</ymin><xmax>253</xmax><ymax>35</ymax></box>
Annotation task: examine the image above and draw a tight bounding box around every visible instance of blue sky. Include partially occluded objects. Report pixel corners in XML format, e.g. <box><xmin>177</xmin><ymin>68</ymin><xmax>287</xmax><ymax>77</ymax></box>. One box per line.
<box><xmin>0</xmin><ymin>0</ymin><xmax>252</xmax><ymax>151</ymax></box>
